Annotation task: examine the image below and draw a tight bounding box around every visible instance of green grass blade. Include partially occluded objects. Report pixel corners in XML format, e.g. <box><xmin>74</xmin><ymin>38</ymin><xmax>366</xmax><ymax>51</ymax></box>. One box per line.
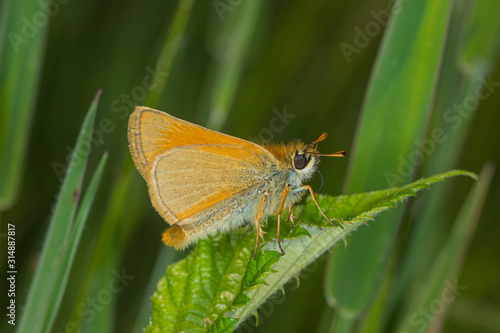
<box><xmin>204</xmin><ymin>0</ymin><xmax>264</xmax><ymax>130</ymax></box>
<box><xmin>397</xmin><ymin>163</ymin><xmax>493</xmax><ymax>332</ymax></box>
<box><xmin>388</xmin><ymin>0</ymin><xmax>500</xmax><ymax>325</ymax></box>
<box><xmin>67</xmin><ymin>2</ymin><xmax>196</xmax><ymax>330</ymax></box>
<box><xmin>0</xmin><ymin>0</ymin><xmax>48</xmax><ymax>209</ymax></box>
<box><xmin>325</xmin><ymin>0</ymin><xmax>454</xmax><ymax>328</ymax></box>
<box><xmin>43</xmin><ymin>152</ymin><xmax>108</xmax><ymax>331</ymax></box>
<box><xmin>18</xmin><ymin>91</ymin><xmax>101</xmax><ymax>333</ymax></box>
<box><xmin>144</xmin><ymin>0</ymin><xmax>195</xmax><ymax>108</ymax></box>
<box><xmin>459</xmin><ymin>0</ymin><xmax>500</xmax><ymax>74</ymax></box>
<box><xmin>448</xmin><ymin>298</ymin><xmax>500</xmax><ymax>331</ymax></box>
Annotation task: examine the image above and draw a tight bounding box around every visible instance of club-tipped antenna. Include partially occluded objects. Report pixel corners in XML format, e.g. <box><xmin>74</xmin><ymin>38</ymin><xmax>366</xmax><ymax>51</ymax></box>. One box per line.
<box><xmin>313</xmin><ymin>150</ymin><xmax>347</xmax><ymax>157</ymax></box>
<box><xmin>310</xmin><ymin>132</ymin><xmax>328</xmax><ymax>146</ymax></box>
<box><xmin>308</xmin><ymin>133</ymin><xmax>347</xmax><ymax>157</ymax></box>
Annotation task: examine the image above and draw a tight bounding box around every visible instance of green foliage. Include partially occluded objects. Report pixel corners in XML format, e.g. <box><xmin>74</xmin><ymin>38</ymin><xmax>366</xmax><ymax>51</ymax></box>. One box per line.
<box><xmin>18</xmin><ymin>93</ymin><xmax>107</xmax><ymax>333</ymax></box>
<box><xmin>0</xmin><ymin>0</ymin><xmax>48</xmax><ymax>208</ymax></box>
<box><xmin>147</xmin><ymin>232</ymin><xmax>260</xmax><ymax>333</ymax></box>
<box><xmin>397</xmin><ymin>165</ymin><xmax>493</xmax><ymax>332</ymax></box>
<box><xmin>147</xmin><ymin>170</ymin><xmax>476</xmax><ymax>332</ymax></box>
<box><xmin>3</xmin><ymin>0</ymin><xmax>499</xmax><ymax>332</ymax></box>
<box><xmin>325</xmin><ymin>1</ymin><xmax>454</xmax><ymax>328</ymax></box>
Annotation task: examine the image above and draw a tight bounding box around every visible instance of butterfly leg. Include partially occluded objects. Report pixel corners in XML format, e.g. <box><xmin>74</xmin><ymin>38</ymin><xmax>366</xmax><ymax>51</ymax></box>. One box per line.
<box><xmin>276</xmin><ymin>184</ymin><xmax>291</xmax><ymax>255</ymax></box>
<box><xmin>254</xmin><ymin>191</ymin><xmax>269</xmax><ymax>260</ymax></box>
<box><xmin>286</xmin><ymin>204</ymin><xmax>297</xmax><ymax>226</ymax></box>
<box><xmin>295</xmin><ymin>185</ymin><xmax>343</xmax><ymax>228</ymax></box>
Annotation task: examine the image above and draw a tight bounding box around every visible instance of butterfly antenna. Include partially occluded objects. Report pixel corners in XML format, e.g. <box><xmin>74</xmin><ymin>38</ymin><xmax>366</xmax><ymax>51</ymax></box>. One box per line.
<box><xmin>310</xmin><ymin>132</ymin><xmax>328</xmax><ymax>146</ymax></box>
<box><xmin>309</xmin><ymin>133</ymin><xmax>347</xmax><ymax>157</ymax></box>
<box><xmin>314</xmin><ymin>150</ymin><xmax>347</xmax><ymax>157</ymax></box>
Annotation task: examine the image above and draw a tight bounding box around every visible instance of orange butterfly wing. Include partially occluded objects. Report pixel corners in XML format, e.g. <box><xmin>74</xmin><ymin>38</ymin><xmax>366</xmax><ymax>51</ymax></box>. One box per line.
<box><xmin>128</xmin><ymin>106</ymin><xmax>276</xmax><ymax>227</ymax></box>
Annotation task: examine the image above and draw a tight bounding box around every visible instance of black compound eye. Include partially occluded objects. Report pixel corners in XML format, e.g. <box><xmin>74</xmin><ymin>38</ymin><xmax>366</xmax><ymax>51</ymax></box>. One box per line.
<box><xmin>293</xmin><ymin>154</ymin><xmax>308</xmax><ymax>170</ymax></box>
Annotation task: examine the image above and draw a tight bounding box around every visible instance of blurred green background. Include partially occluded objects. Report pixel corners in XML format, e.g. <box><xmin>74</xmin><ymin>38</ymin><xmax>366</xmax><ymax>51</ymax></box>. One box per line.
<box><xmin>1</xmin><ymin>0</ymin><xmax>499</xmax><ymax>332</ymax></box>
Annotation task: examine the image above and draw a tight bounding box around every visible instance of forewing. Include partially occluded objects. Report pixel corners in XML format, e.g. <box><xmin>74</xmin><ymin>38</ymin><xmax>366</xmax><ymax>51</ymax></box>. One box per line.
<box><xmin>128</xmin><ymin>106</ymin><xmax>268</xmax><ymax>180</ymax></box>
<box><xmin>127</xmin><ymin>106</ymin><xmax>276</xmax><ymax>224</ymax></box>
<box><xmin>149</xmin><ymin>145</ymin><xmax>270</xmax><ymax>224</ymax></box>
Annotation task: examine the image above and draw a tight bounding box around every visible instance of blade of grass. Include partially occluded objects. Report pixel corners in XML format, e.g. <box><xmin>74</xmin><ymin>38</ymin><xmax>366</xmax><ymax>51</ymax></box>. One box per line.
<box><xmin>43</xmin><ymin>151</ymin><xmax>108</xmax><ymax>331</ymax></box>
<box><xmin>388</xmin><ymin>0</ymin><xmax>500</xmax><ymax>325</ymax></box>
<box><xmin>0</xmin><ymin>0</ymin><xmax>48</xmax><ymax>209</ymax></box>
<box><xmin>324</xmin><ymin>0</ymin><xmax>453</xmax><ymax>330</ymax></box>
<box><xmin>67</xmin><ymin>1</ymin><xmax>196</xmax><ymax>330</ymax></box>
<box><xmin>204</xmin><ymin>0</ymin><xmax>264</xmax><ymax>130</ymax></box>
<box><xmin>397</xmin><ymin>163</ymin><xmax>493</xmax><ymax>332</ymax></box>
<box><xmin>144</xmin><ymin>0</ymin><xmax>195</xmax><ymax>108</ymax></box>
<box><xmin>459</xmin><ymin>0</ymin><xmax>500</xmax><ymax>75</ymax></box>
<box><xmin>448</xmin><ymin>298</ymin><xmax>500</xmax><ymax>331</ymax></box>
<box><xmin>18</xmin><ymin>91</ymin><xmax>101</xmax><ymax>333</ymax></box>
<box><xmin>354</xmin><ymin>262</ymin><xmax>394</xmax><ymax>333</ymax></box>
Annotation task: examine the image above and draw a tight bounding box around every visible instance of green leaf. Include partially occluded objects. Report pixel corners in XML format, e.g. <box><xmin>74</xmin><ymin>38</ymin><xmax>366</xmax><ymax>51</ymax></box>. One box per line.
<box><xmin>147</xmin><ymin>232</ymin><xmax>253</xmax><ymax>333</ymax></box>
<box><xmin>0</xmin><ymin>0</ymin><xmax>48</xmax><ymax>209</ymax></box>
<box><xmin>207</xmin><ymin>247</ymin><xmax>281</xmax><ymax>333</ymax></box>
<box><xmin>18</xmin><ymin>91</ymin><xmax>103</xmax><ymax>333</ymax></box>
<box><xmin>289</xmin><ymin>226</ymin><xmax>312</xmax><ymax>239</ymax></box>
<box><xmin>240</xmin><ymin>247</ymin><xmax>281</xmax><ymax>292</ymax></box>
<box><xmin>147</xmin><ymin>170</ymin><xmax>476</xmax><ymax>332</ymax></box>
<box><xmin>206</xmin><ymin>317</ymin><xmax>238</xmax><ymax>333</ymax></box>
